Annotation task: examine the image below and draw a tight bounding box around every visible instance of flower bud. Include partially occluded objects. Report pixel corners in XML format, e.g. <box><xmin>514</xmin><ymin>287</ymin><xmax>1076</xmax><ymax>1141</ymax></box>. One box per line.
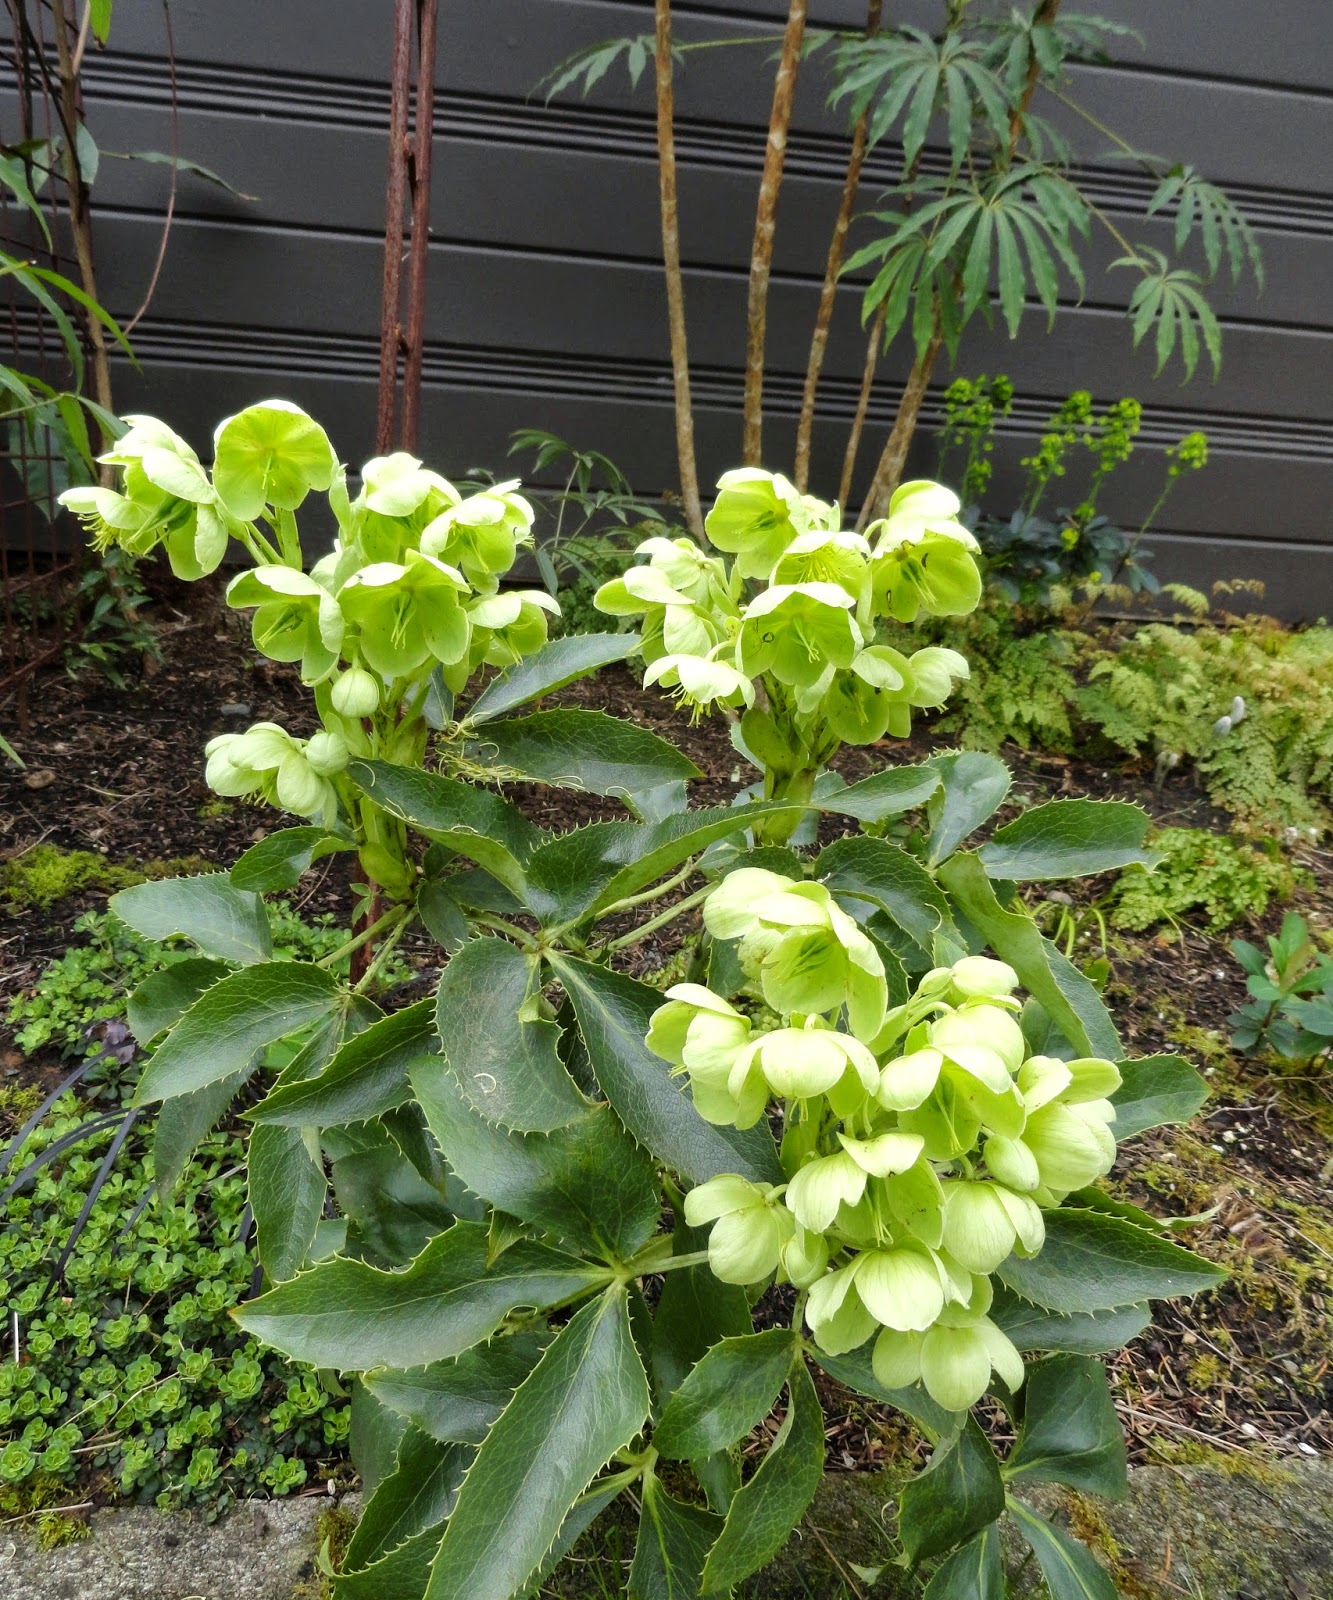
<box><xmin>331</xmin><ymin>666</ymin><xmax>380</xmax><ymax>718</ymax></box>
<box><xmin>684</xmin><ymin>1175</ymin><xmax>793</xmax><ymax>1286</ymax></box>
<box><xmin>304</xmin><ymin>729</ymin><xmax>349</xmax><ymax>777</ymax></box>
<box><xmin>780</xmin><ymin>1227</ymin><xmax>829</xmax><ymax>1289</ymax></box>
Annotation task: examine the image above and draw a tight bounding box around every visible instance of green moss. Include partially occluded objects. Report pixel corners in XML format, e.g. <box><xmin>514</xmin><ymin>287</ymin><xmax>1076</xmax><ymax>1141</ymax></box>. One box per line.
<box><xmin>35</xmin><ymin>1510</ymin><xmax>90</xmax><ymax>1549</ymax></box>
<box><xmin>294</xmin><ymin>1503</ymin><xmax>360</xmax><ymax>1600</ymax></box>
<box><xmin>1145</xmin><ymin>1439</ymin><xmax>1297</xmax><ymax>1491</ymax></box>
<box><xmin>0</xmin><ymin>844</ymin><xmax>213</xmax><ymax>912</ymax></box>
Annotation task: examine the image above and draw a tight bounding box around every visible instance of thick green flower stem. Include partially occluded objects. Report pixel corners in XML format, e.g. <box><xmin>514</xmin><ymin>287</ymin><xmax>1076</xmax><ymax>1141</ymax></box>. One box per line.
<box><xmin>354</xmin><ymin>909</ymin><xmax>413</xmax><ymax>994</ymax></box>
<box><xmin>316</xmin><ymin>902</ymin><xmax>410</xmax><ymax>970</ymax></box>
<box><xmin>602</xmin><ymin>882</ymin><xmax>715</xmax><ymax>954</ymax></box>
<box><xmin>753</xmin><ymin>767</ymin><xmax>817</xmax><ymax>846</ymax></box>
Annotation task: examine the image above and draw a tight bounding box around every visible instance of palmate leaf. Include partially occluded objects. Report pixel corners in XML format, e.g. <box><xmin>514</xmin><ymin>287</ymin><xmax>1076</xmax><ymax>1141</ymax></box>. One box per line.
<box><xmin>535</xmin><ymin>33</ymin><xmax>663</xmax><ymax>102</ymax></box>
<box><xmin>981</xmin><ymin>9</ymin><xmax>1143</xmax><ymax>100</ymax></box>
<box><xmin>1147</xmin><ymin>164</ymin><xmax>1263</xmax><ymax>287</ymax></box>
<box><xmin>1114</xmin><ymin>246</ymin><xmax>1221</xmax><ymax>381</ymax></box>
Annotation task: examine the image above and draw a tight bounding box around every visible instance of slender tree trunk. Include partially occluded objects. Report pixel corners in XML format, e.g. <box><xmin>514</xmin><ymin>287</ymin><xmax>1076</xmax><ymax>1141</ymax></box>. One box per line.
<box><xmin>742</xmin><ymin>0</ymin><xmax>808</xmax><ymax>467</ymax></box>
<box><xmin>654</xmin><ymin>0</ymin><xmax>703</xmax><ymax>535</ymax></box>
<box><xmin>794</xmin><ymin>0</ymin><xmax>882</xmax><ymax>493</ymax></box>
<box><xmin>1009</xmin><ymin>0</ymin><xmax>1060</xmax><ymax>152</ymax></box>
<box><xmin>837</xmin><ymin>304</ymin><xmax>884</xmax><ymax>511</ymax></box>
<box><xmin>856</xmin><ymin>333</ymin><xmax>941</xmax><ymax>530</ymax></box>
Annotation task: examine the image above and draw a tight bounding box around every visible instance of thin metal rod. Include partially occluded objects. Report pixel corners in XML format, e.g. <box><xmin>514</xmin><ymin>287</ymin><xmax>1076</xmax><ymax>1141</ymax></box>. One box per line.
<box><xmin>375</xmin><ymin>0</ymin><xmax>415</xmax><ymax>454</ymax></box>
<box><xmin>400</xmin><ymin>0</ymin><xmax>439</xmax><ymax>452</ymax></box>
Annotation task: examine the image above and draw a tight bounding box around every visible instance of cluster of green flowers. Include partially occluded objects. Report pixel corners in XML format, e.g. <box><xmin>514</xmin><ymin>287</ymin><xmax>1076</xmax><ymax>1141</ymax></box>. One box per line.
<box><xmin>594</xmin><ymin>469</ymin><xmax>977</xmax><ymax>805</ymax></box>
<box><xmin>648</xmin><ymin>868</ymin><xmax>1122</xmax><ymax>1412</ymax></box>
<box><xmin>62</xmin><ymin>403</ymin><xmax>556</xmax><ymax>852</ymax></box>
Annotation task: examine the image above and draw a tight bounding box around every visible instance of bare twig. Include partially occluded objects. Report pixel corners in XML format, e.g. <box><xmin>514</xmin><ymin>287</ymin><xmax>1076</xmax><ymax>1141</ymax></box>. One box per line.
<box><xmin>837</xmin><ymin>301</ymin><xmax>884</xmax><ymax>512</ymax></box>
<box><xmin>122</xmin><ymin>1</ymin><xmax>179</xmax><ymax>338</ymax></box>
<box><xmin>742</xmin><ymin>0</ymin><xmax>807</xmax><ymax>466</ymax></box>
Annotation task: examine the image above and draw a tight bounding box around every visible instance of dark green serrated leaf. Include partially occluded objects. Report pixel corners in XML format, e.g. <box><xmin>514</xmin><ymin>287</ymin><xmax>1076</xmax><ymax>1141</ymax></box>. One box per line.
<box><xmin>938</xmin><ymin>853</ymin><xmax>1120</xmax><ymax>1059</ymax></box>
<box><xmin>1111</xmin><ymin>1055</ymin><xmax>1208</xmax><ymax>1139</ymax></box>
<box><xmin>1008</xmin><ymin>1500</ymin><xmax>1119</xmax><ymax>1600</ymax></box>
<box><xmin>334</xmin><ymin>1523</ymin><xmax>441</xmax><ymax>1600</ymax></box>
<box><xmin>629</xmin><ymin>1473</ymin><xmax>723</xmax><ymax>1600</ymax></box>
<box><xmin>424</xmin><ymin>1287</ymin><xmax>651</xmax><ymax>1600</ymax></box>
<box><xmin>363</xmin><ymin>1332</ymin><xmax>549</xmax><ymax>1444</ymax></box>
<box><xmin>922</xmin><ymin>1523</ymin><xmax>1004</xmax><ymax>1600</ymax></box>
<box><xmin>900</xmin><ymin>1417</ymin><xmax>1004</xmax><ymax>1566</ymax></box>
<box><xmin>654</xmin><ymin>1330</ymin><xmax>794</xmax><ymax>1461</ymax></box>
<box><xmin>997</xmin><ymin>1208</ymin><xmax>1225</xmax><ymax>1313</ymax></box>
<box><xmin>343</xmin><ymin>1425</ymin><xmax>468</xmax><ymax>1576</ymax></box>
<box><xmin>555</xmin><ymin>956</ymin><xmax>782</xmax><ymax>1185</ymax></box>
<box><xmin>412</xmin><ymin>1056</ymin><xmax>659</xmax><ymax>1261</ymax></box>
<box><xmin>989</xmin><ymin>1286</ymin><xmax>1151</xmax><ymax>1356</ymax></box>
<box><xmin>436</xmin><ymin>937</ymin><xmax>587</xmax><ymax>1132</ymax></box>
<box><xmin>127</xmin><ymin>957</ymin><xmax>229</xmax><ymax>1045</ymax></box>
<box><xmin>153</xmin><ymin>1067</ymin><xmax>255</xmax><ymax>1197</ymax></box>
<box><xmin>350</xmin><ymin>1379</ymin><xmax>409</xmax><ymax>1500</ymax></box>
<box><xmin>250</xmin><ymin>1123</ymin><xmax>325</xmax><ymax>1282</ymax></box>
<box><xmin>134</xmin><ymin>961</ymin><xmax>342</xmax><ymax>1104</ymax></box>
<box><xmin>111</xmin><ymin>873</ymin><xmax>272</xmax><ymax>964</ymax></box>
<box><xmin>251</xmin><ymin>1000</ymin><xmax>437</xmax><ymax>1127</ymax></box>
<box><xmin>418</xmin><ymin>879</ymin><xmax>471</xmax><ymax>954</ymax></box>
<box><xmin>235</xmin><ymin>1220</ymin><xmax>606</xmax><ymax>1369</ymax></box>
<box><xmin>466</xmin><ymin>632</ymin><xmax>639</xmax><ymax>723</ymax></box>
<box><xmin>325</xmin><ymin>1120</ymin><xmax>455</xmax><ymax>1270</ymax></box>
<box><xmin>466</xmin><ymin>708</ymin><xmax>699</xmax><ymax>799</ymax></box>
<box><xmin>349</xmin><ymin>759</ymin><xmax>544</xmax><ymax>897</ymax></box>
<box><xmin>1008</xmin><ymin>1355</ymin><xmax>1127</xmax><ymax>1497</ymax></box>
<box><xmin>926</xmin><ymin>753</ymin><xmax>1012</xmax><ymax>865</ymax></box>
<box><xmin>700</xmin><ymin>1359</ymin><xmax>825</xmax><ymax>1595</ymax></box>
<box><xmin>820</xmin><ymin>762</ymin><xmax>941</xmax><ymax>825</ymax></box>
<box><xmin>977</xmin><ymin>800</ymin><xmax>1155</xmax><ymax>880</ymax></box>
<box><xmin>817</xmin><ymin>835</ymin><xmax>960</xmax><ymax>958</ymax></box>
<box><xmin>229</xmin><ymin>826</ymin><xmax>353</xmax><ymax>892</ymax></box>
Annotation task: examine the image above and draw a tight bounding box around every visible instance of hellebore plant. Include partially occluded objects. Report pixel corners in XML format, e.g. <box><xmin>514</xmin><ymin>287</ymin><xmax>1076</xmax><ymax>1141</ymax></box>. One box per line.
<box><xmin>596</xmin><ymin>469</ymin><xmax>975</xmax><ymax>838</ymax></box>
<box><xmin>65</xmin><ymin>413</ymin><xmax>1220</xmax><ymax>1600</ymax></box>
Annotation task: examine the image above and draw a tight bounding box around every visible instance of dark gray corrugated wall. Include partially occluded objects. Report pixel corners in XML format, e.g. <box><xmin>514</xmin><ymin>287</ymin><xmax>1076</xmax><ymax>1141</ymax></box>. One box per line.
<box><xmin>20</xmin><ymin>2</ymin><xmax>1333</xmax><ymax>614</ymax></box>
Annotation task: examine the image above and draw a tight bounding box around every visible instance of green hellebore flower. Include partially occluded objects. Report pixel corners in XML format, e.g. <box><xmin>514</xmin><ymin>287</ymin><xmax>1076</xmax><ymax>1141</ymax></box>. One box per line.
<box><xmin>704</xmin><ymin>468</ymin><xmax>807</xmax><ymax>580</ymax></box>
<box><xmin>820</xmin><ymin>644</ymin><xmax>917</xmax><ymax>744</ymax></box>
<box><xmin>469</xmin><ymin>588</ymin><xmax>559</xmax><ymax>668</ymax></box>
<box><xmin>866</xmin><ymin>481</ymin><xmax>981</xmax><ymax>625</ymax></box>
<box><xmin>648</xmin><ymin>985</ymin><xmax>761</xmax><ymax>1127</ymax></box>
<box><xmin>420</xmin><ymin>481</ymin><xmax>534</xmax><ymax>595</ymax></box>
<box><xmin>804</xmin><ymin>1260</ymin><xmax>879</xmax><ymax>1356</ymax></box>
<box><xmin>683</xmin><ymin>1174</ymin><xmax>794</xmax><ymax>1285</ymax></box>
<box><xmin>906</xmin><ymin>647</ymin><xmax>970</xmax><ymax>709</ymax></box>
<box><xmin>212</xmin><ymin>401</ymin><xmax>337</xmax><ymax>521</ymax></box>
<box><xmin>771</xmin><ymin>529</ymin><xmax>869</xmax><ymax>599</ymax></box>
<box><xmin>1020</xmin><ymin>1099</ymin><xmax>1118</xmax><ymax>1195</ymax></box>
<box><xmin>738</xmin><ymin>582</ymin><xmax>861</xmax><ymax>690</ymax></box>
<box><xmin>854</xmin><ymin>1246</ymin><xmax>947</xmax><ymax>1333</ymax></box>
<box><xmin>351</xmin><ymin>453</ymin><xmax>461</xmax><ymax>564</ymax></box>
<box><xmin>946</xmin><ymin>957</ymin><xmax>1020</xmax><ymax>1003</ymax></box>
<box><xmin>337</xmin><ymin>551</ymin><xmax>470</xmax><ymax>680</ymax></box>
<box><xmin>330</xmin><ymin>665</ymin><xmax>381</xmax><ymax>718</ymax></box>
<box><xmin>703</xmin><ymin>867</ymin><xmax>797</xmax><ymax>938</ymax></box>
<box><xmin>633</xmin><ymin>536</ymin><xmax>733</xmax><ymax>607</ymax></box>
<box><xmin>940</xmin><ymin>1179</ymin><xmax>1044</xmax><ymax>1274</ymax></box>
<box><xmin>873</xmin><ymin>1311</ymin><xmax>1023</xmax><ymax>1411</ymax></box>
<box><xmin>203</xmin><ymin>722</ymin><xmax>337</xmax><ymax>822</ymax></box>
<box><xmin>643</xmin><ymin>653</ymin><xmax>754</xmax><ymax>719</ymax></box>
<box><xmin>226</xmin><ymin>566</ymin><xmax>345</xmax><ymax>684</ymax></box>
<box><xmin>780</xmin><ymin>1226</ymin><xmax>829</xmax><ymax>1289</ymax></box>
<box><xmin>785</xmin><ymin>1150</ymin><xmax>868</xmax><ymax>1234</ymax></box>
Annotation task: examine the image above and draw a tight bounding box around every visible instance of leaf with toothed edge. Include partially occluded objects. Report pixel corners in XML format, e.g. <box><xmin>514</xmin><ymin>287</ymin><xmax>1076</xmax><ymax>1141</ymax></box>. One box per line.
<box><xmin>1008</xmin><ymin>1500</ymin><xmax>1119</xmax><ymax>1600</ymax></box>
<box><xmin>465</xmin><ymin>707</ymin><xmax>699</xmax><ymax>798</ymax></box>
<box><xmin>1110</xmin><ymin>1054</ymin><xmax>1208</xmax><ymax>1139</ymax></box>
<box><xmin>111</xmin><ymin>873</ymin><xmax>272</xmax><ymax>964</ymax></box>
<box><xmin>977</xmin><ymin>799</ymin><xmax>1157</xmax><ymax>880</ymax></box>
<box><xmin>363</xmin><ymin>1332</ymin><xmax>551</xmax><ymax>1444</ymax></box>
<box><xmin>465</xmin><ymin>632</ymin><xmax>640</xmax><ymax>724</ymax></box>
<box><xmin>925</xmin><ymin>751</ymin><xmax>1012</xmax><ymax>865</ymax></box>
<box><xmin>988</xmin><ymin>1286</ymin><xmax>1151</xmax><ymax>1355</ymax></box>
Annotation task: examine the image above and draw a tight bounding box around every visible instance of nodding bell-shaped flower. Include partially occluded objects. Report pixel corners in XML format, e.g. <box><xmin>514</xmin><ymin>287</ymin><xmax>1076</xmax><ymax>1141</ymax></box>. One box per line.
<box><xmin>203</xmin><ymin>722</ymin><xmax>337</xmax><ymax>823</ymax></box>
<box><xmin>771</xmin><ymin>528</ymin><xmax>869</xmax><ymax>599</ymax></box>
<box><xmin>805</xmin><ymin>1242</ymin><xmax>949</xmax><ymax>1356</ymax></box>
<box><xmin>780</xmin><ymin>1225</ymin><xmax>830</xmax><ymax>1289</ymax></box>
<box><xmin>632</xmin><ymin>536</ymin><xmax>734</xmax><ymax>609</ymax></box>
<box><xmin>704</xmin><ymin>874</ymin><xmax>887</xmax><ymax>1039</ymax></box>
<box><xmin>211</xmin><ymin>401</ymin><xmax>338</xmax><ymax>522</ymax></box>
<box><xmin>420</xmin><ymin>480</ymin><xmax>534</xmax><ymax>593</ymax></box>
<box><xmin>703</xmin><ymin>468</ymin><xmax>808</xmax><ymax>580</ymax></box>
<box><xmin>785</xmin><ymin>1129</ymin><xmax>923</xmax><ymax>1233</ymax></box>
<box><xmin>939</xmin><ymin>1178</ymin><xmax>1044</xmax><ymax>1274</ymax></box>
<box><xmin>872</xmin><ymin>1275</ymin><xmax>1024</xmax><ymax>1412</ymax></box>
<box><xmin>348</xmin><ymin>452</ymin><xmax>460</xmax><ymax>563</ymax></box>
<box><xmin>819</xmin><ymin>645</ymin><xmax>918</xmax><ymax>744</ymax></box>
<box><xmin>905</xmin><ymin>647</ymin><xmax>971</xmax><ymax>710</ymax></box>
<box><xmin>1013</xmin><ymin>1055</ymin><xmax>1121</xmax><ymax>1197</ymax></box>
<box><xmin>683</xmin><ymin>1174</ymin><xmax>794</xmax><ymax>1286</ymax></box>
<box><xmin>337</xmin><ymin>550</ymin><xmax>470</xmax><ymax>680</ymax></box>
<box><xmin>647</xmin><ymin>985</ymin><xmax>761</xmax><ymax>1127</ymax></box>
<box><xmin>643</xmin><ymin>653</ymin><xmax>755</xmax><ymax>719</ymax></box>
<box><xmin>467</xmin><ymin>588</ymin><xmax>559</xmax><ymax>672</ymax></box>
<box><xmin>737</xmin><ymin>582</ymin><xmax>862</xmax><ymax>691</ymax></box>
<box><xmin>866</xmin><ymin>480</ymin><xmax>982</xmax><ymax>624</ymax></box>
<box><xmin>226</xmin><ymin>566</ymin><xmax>344</xmax><ymax>684</ymax></box>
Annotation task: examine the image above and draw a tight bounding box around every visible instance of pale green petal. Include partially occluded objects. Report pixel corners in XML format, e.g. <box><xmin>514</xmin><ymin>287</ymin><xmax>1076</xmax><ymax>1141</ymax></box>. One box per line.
<box><xmin>983</xmin><ymin>1134</ymin><xmax>1041</xmax><ymax>1192</ymax></box>
<box><xmin>683</xmin><ymin>1174</ymin><xmax>762</xmax><ymax>1227</ymax></box>
<box><xmin>941</xmin><ymin>1181</ymin><xmax>1018</xmax><ymax>1275</ymax></box>
<box><xmin>838</xmin><ymin>1130</ymin><xmax>925</xmax><ymax>1178</ymax></box>
<box><xmin>855</xmin><ymin>1248</ymin><xmax>946</xmax><ymax>1333</ymax></box>
<box><xmin>877</xmin><ymin>1048</ymin><xmax>943</xmax><ymax>1111</ymax></box>
<box><xmin>785</xmin><ymin>1151</ymin><xmax>866</xmax><ymax>1234</ymax></box>
<box><xmin>872</xmin><ymin>1327</ymin><xmax>924</xmax><ymax>1389</ymax></box>
<box><xmin>920</xmin><ymin>1324</ymin><xmax>991</xmax><ymax>1412</ymax></box>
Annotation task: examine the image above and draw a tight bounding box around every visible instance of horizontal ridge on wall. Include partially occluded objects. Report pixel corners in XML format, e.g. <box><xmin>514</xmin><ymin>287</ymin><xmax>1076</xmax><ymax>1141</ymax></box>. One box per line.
<box><xmin>46</xmin><ymin>316</ymin><xmax>1326</xmax><ymax>463</ymax></box>
<box><xmin>80</xmin><ymin>55</ymin><xmax>1333</xmax><ymax>239</ymax></box>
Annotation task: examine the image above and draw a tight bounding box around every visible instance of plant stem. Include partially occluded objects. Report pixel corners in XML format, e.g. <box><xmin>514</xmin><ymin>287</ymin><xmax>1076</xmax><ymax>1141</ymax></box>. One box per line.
<box><xmin>316</xmin><ymin>903</ymin><xmax>406</xmax><ymax>969</ymax></box>
<box><xmin>838</xmin><ymin>303</ymin><xmax>885</xmax><ymax>511</ymax></box>
<box><xmin>354</xmin><ymin>908</ymin><xmax>412</xmax><ymax>993</ymax></box>
<box><xmin>795</xmin><ymin>0</ymin><xmax>882</xmax><ymax>493</ymax></box>
<box><xmin>654</xmin><ymin>0</ymin><xmax>704</xmax><ymax>536</ymax></box>
<box><xmin>597</xmin><ymin>857</ymin><xmax>700</xmax><ymax>918</ymax></box>
<box><xmin>856</xmin><ymin>332</ymin><xmax>944</xmax><ymax>528</ymax></box>
<box><xmin>602</xmin><ymin>882</ymin><xmax>713</xmax><ymax>954</ymax></box>
<box><xmin>652</xmin><ymin>1249</ymin><xmax>711</xmax><ymax>1274</ymax></box>
<box><xmin>470</xmin><ymin>911</ymin><xmax>540</xmax><ymax>950</ymax></box>
<box><xmin>742</xmin><ymin>0</ymin><xmax>808</xmax><ymax>466</ymax></box>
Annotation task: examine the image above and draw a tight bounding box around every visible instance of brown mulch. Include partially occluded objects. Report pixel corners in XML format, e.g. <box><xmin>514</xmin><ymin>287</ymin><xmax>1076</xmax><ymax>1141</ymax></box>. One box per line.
<box><xmin>1</xmin><ymin>570</ymin><xmax>1331</xmax><ymax>1471</ymax></box>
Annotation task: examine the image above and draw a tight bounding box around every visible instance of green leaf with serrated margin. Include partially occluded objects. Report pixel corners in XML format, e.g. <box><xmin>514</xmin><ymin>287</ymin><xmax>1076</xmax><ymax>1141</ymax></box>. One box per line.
<box><xmin>938</xmin><ymin>853</ymin><xmax>1120</xmax><ymax>1059</ymax></box>
<box><xmin>922</xmin><ymin>1523</ymin><xmax>1004</xmax><ymax>1600</ymax></box>
<box><xmin>342</xmin><ymin>1424</ymin><xmax>468</xmax><ymax>1577</ymax></box>
<box><xmin>821</xmin><ymin>762</ymin><xmax>941</xmax><ymax>825</ymax></box>
<box><xmin>1008</xmin><ymin>1500</ymin><xmax>1118</xmax><ymax>1600</ymax></box>
<box><xmin>424</xmin><ymin>1287</ymin><xmax>651</xmax><ymax>1600</ymax></box>
<box><xmin>900</xmin><ymin>1417</ymin><xmax>1004</xmax><ymax>1565</ymax></box>
<box><xmin>128</xmin><ymin>957</ymin><xmax>229</xmax><ymax>1045</ymax></box>
<box><xmin>808</xmin><ymin>1343</ymin><xmax>959</xmax><ymax>1444</ymax></box>
<box><xmin>153</xmin><ymin>1068</ymin><xmax>255</xmax><ymax>1196</ymax></box>
<box><xmin>325</xmin><ymin>1120</ymin><xmax>454</xmax><ymax>1270</ymax></box>
<box><xmin>997</xmin><ymin>1208</ymin><xmax>1224</xmax><ymax>1313</ymax></box>
<box><xmin>250</xmin><ymin>1123</ymin><xmax>325</xmax><ymax>1282</ymax></box>
<box><xmin>418</xmin><ymin>879</ymin><xmax>470</xmax><ymax>954</ymax></box>
<box><xmin>629</xmin><ymin>1473</ymin><xmax>723</xmax><ymax>1600</ymax></box>
<box><xmin>977</xmin><ymin>799</ymin><xmax>1155</xmax><ymax>880</ymax></box>
<box><xmin>250</xmin><ymin>1000</ymin><xmax>436</xmax><ymax>1127</ymax></box>
<box><xmin>466</xmin><ymin>708</ymin><xmax>699</xmax><ymax>798</ymax></box>
<box><xmin>1008</xmin><ymin>1355</ymin><xmax>1127</xmax><ymax>1497</ymax></box>
<box><xmin>134</xmin><ymin>962</ymin><xmax>342</xmax><ymax>1104</ymax></box>
<box><xmin>654</xmin><ymin>1330</ymin><xmax>794</xmax><ymax>1461</ymax></box>
<box><xmin>229</xmin><ymin>826</ymin><xmax>354</xmax><ymax>892</ymax></box>
<box><xmin>436</xmin><ymin>937</ymin><xmax>587</xmax><ymax>1131</ymax></box>
<box><xmin>235</xmin><ymin>1220</ymin><xmax>606</xmax><ymax>1369</ymax></box>
<box><xmin>989</xmin><ymin>1286</ymin><xmax>1150</xmax><ymax>1356</ymax></box>
<box><xmin>466</xmin><ymin>632</ymin><xmax>639</xmax><ymax>724</ymax></box>
<box><xmin>112</xmin><ymin>873</ymin><xmax>272</xmax><ymax>964</ymax></box>
<box><xmin>364</xmin><ymin>1333</ymin><xmax>549</xmax><ymax>1444</ymax></box>
<box><xmin>555</xmin><ymin>957</ymin><xmax>782</xmax><ymax>1185</ymax></box>
<box><xmin>700</xmin><ymin>1359</ymin><xmax>825</xmax><ymax>1594</ymax></box>
<box><xmin>1111</xmin><ymin>1055</ymin><xmax>1208</xmax><ymax>1139</ymax></box>
<box><xmin>925</xmin><ymin>752</ymin><xmax>1012</xmax><ymax>865</ymax></box>
<box><xmin>349</xmin><ymin>760</ymin><xmax>544</xmax><ymax>897</ymax></box>
<box><xmin>818</xmin><ymin>835</ymin><xmax>960</xmax><ymax>958</ymax></box>
<box><xmin>412</xmin><ymin>1057</ymin><xmax>659</xmax><ymax>1260</ymax></box>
